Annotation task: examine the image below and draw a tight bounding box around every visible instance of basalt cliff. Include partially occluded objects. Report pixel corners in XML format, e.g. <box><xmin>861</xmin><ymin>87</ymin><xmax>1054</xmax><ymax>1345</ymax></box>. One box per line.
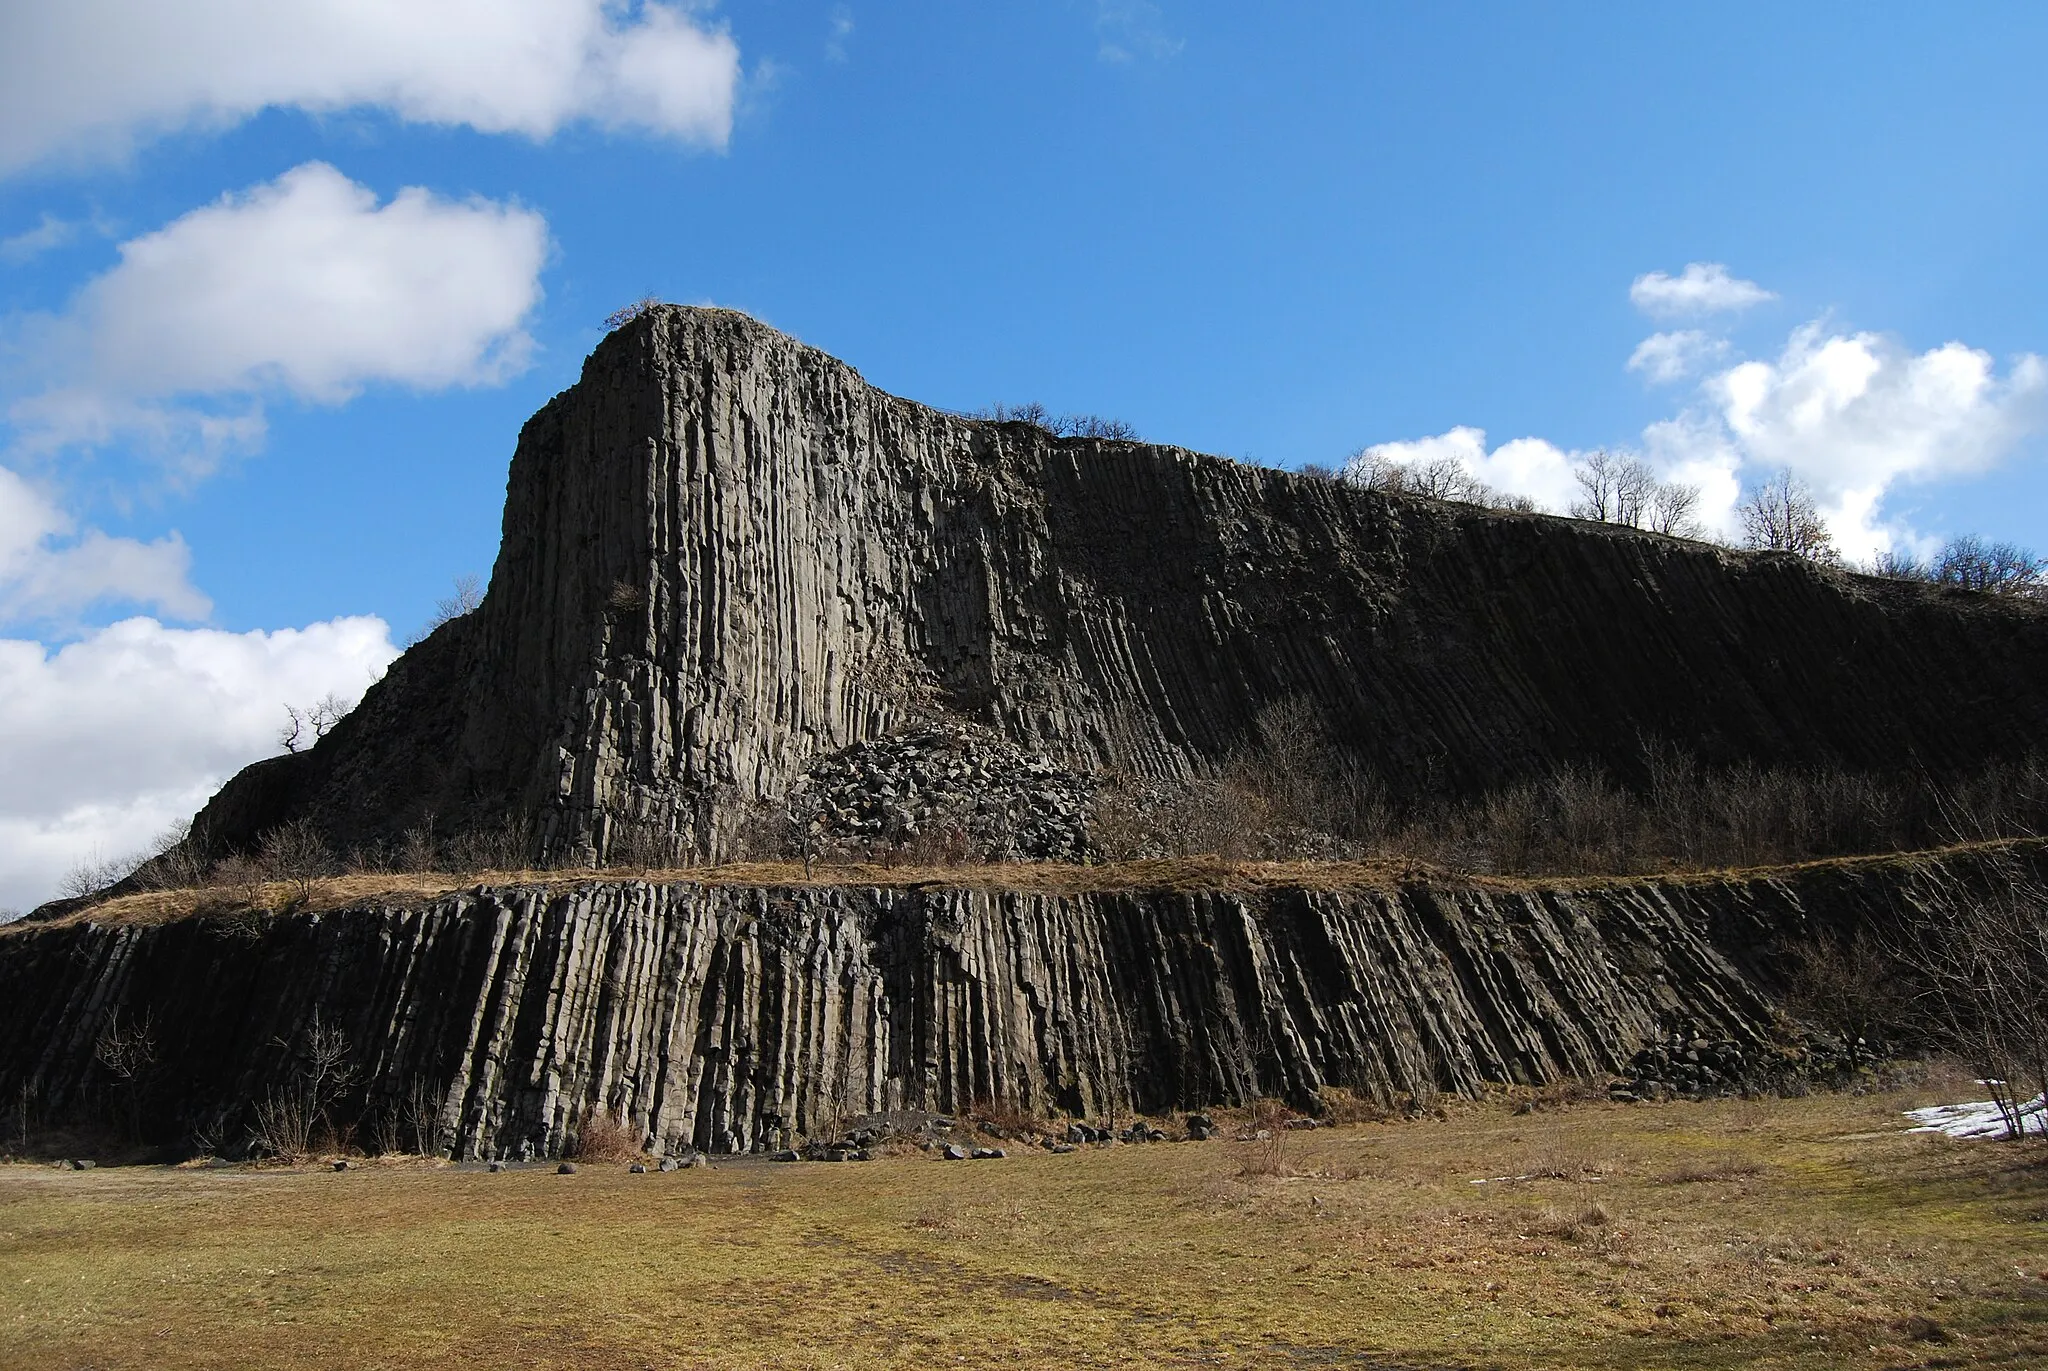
<box><xmin>187</xmin><ymin>306</ymin><xmax>2048</xmax><ymax>867</ymax></box>
<box><xmin>6</xmin><ymin>847</ymin><xmax>2035</xmax><ymax>1160</ymax></box>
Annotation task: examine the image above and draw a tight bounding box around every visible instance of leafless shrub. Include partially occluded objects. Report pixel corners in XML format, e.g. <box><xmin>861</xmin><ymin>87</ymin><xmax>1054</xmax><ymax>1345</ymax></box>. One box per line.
<box><xmin>1296</xmin><ymin>462</ymin><xmax>1342</xmax><ymax>482</ymax></box>
<box><xmin>969</xmin><ymin>403</ymin><xmax>1139</xmax><ymax>440</ymax></box>
<box><xmin>1866</xmin><ymin>548</ymin><xmax>1931</xmax><ymax>581</ymax></box>
<box><xmin>252</xmin><ymin>1010</ymin><xmax>356</xmax><ymax>1162</ymax></box>
<box><xmin>95</xmin><ymin>1009</ymin><xmax>158</xmax><ymax>1140</ymax></box>
<box><xmin>407</xmin><ymin>1077</ymin><xmax>449</xmax><ymax>1156</ymax></box>
<box><xmin>1237</xmin><ymin>1098</ymin><xmax>1291</xmax><ymax>1178</ymax></box>
<box><xmin>604</xmin><ymin>295</ymin><xmax>665</xmax><ymax>329</ymax></box>
<box><xmin>58</xmin><ymin>848</ymin><xmax>136</xmax><ymax>901</ymax></box>
<box><xmin>1529</xmin><ymin>1202</ymin><xmax>1612</xmax><ymax>1243</ymax></box>
<box><xmin>604</xmin><ymin>818</ymin><xmax>688</xmax><ymax>872</ymax></box>
<box><xmin>258</xmin><ymin>817</ymin><xmax>332</xmax><ymax>897</ymax></box>
<box><xmin>134</xmin><ymin>818</ymin><xmax>211</xmax><ymax>891</ymax></box>
<box><xmin>571</xmin><ymin>1106</ymin><xmax>645</xmax><ymax>1164</ymax></box>
<box><xmin>407</xmin><ymin>574</ymin><xmax>485</xmax><ymax>647</ymax></box>
<box><xmin>397</xmin><ymin>820</ymin><xmax>439</xmax><ymax>874</ymax></box>
<box><xmin>443</xmin><ymin>814</ymin><xmax>532</xmax><ymax>873</ymax></box>
<box><xmin>1782</xmin><ymin>931</ymin><xmax>1905</xmax><ymax>1046</ymax></box>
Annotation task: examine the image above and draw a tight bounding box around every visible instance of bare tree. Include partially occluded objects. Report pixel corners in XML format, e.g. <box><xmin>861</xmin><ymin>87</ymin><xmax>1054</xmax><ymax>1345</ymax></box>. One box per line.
<box><xmin>1932</xmin><ymin>535</ymin><xmax>2046</xmax><ymax>596</ymax></box>
<box><xmin>1571</xmin><ymin>451</ymin><xmax>1701</xmax><ymax>537</ymax></box>
<box><xmin>1888</xmin><ymin>860</ymin><xmax>2048</xmax><ymax>1139</ymax></box>
<box><xmin>1342</xmin><ymin>449</ymin><xmax>1499</xmax><ymax>506</ymax></box>
<box><xmin>1571</xmin><ymin>450</ymin><xmax>1653</xmax><ymax>525</ymax></box>
<box><xmin>407</xmin><ymin>574</ymin><xmax>486</xmax><ymax>647</ymax></box>
<box><xmin>1645</xmin><ymin>480</ymin><xmax>1702</xmax><ymax>537</ymax></box>
<box><xmin>1740</xmin><ymin>468</ymin><xmax>1837</xmax><ymax>563</ymax></box>
<box><xmin>278</xmin><ymin>693</ymin><xmax>350</xmax><ymax>754</ymax></box>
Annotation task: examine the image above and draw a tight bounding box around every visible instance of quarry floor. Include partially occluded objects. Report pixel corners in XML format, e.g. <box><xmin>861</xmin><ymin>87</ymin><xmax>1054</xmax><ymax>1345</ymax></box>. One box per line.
<box><xmin>4</xmin><ymin>1072</ymin><xmax>2046</xmax><ymax>1370</ymax></box>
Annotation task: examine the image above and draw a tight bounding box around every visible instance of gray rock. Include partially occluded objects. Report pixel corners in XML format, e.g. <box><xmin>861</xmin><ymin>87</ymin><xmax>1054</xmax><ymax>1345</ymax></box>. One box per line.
<box><xmin>489</xmin><ymin>1160</ymin><xmax>508</xmax><ymax>1172</ymax></box>
<box><xmin>556</xmin><ymin>1162</ymin><xmax>577</xmax><ymax>1174</ymax></box>
<box><xmin>68</xmin><ymin>1158</ymin><xmax>94</xmax><ymax>1171</ymax></box>
<box><xmin>628</xmin><ymin>1162</ymin><xmax>647</xmax><ymax>1173</ymax></box>
<box><xmin>942</xmin><ymin>1144</ymin><xmax>969</xmax><ymax>1161</ymax></box>
<box><xmin>970</xmin><ymin>1147</ymin><xmax>1005</xmax><ymax>1160</ymax></box>
<box><xmin>769</xmin><ymin>1149</ymin><xmax>802</xmax><ymax>1162</ymax></box>
<box><xmin>332</xmin><ymin>1159</ymin><xmax>350</xmax><ymax>1171</ymax></box>
<box><xmin>657</xmin><ymin>1158</ymin><xmax>680</xmax><ymax>1172</ymax></box>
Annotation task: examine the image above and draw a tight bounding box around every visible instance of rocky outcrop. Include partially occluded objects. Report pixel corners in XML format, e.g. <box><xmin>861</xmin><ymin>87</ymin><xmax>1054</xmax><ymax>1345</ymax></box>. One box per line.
<box><xmin>185</xmin><ymin>306</ymin><xmax>2048</xmax><ymax>867</ymax></box>
<box><xmin>6</xmin><ymin>846</ymin><xmax>2033</xmax><ymax>1159</ymax></box>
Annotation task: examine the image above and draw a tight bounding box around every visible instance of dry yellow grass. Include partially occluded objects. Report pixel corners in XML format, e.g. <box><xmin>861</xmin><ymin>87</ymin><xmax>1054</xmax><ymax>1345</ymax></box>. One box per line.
<box><xmin>17</xmin><ymin>837</ymin><xmax>2045</xmax><ymax>933</ymax></box>
<box><xmin>3</xmin><ymin>1080</ymin><xmax>2044</xmax><ymax>1369</ymax></box>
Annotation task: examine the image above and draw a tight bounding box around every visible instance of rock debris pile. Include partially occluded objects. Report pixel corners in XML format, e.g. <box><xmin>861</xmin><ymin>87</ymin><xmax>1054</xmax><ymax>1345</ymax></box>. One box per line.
<box><xmin>795</xmin><ymin>723</ymin><xmax>1095</xmax><ymax>861</ymax></box>
<box><xmin>1611</xmin><ymin>1029</ymin><xmax>1891</xmax><ymax>1102</ymax></box>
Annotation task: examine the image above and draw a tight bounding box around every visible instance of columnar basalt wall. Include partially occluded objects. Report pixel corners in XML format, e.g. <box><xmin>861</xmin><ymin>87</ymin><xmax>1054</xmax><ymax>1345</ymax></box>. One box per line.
<box><xmin>5</xmin><ymin>849</ymin><xmax>2026</xmax><ymax>1159</ymax></box>
<box><xmin>187</xmin><ymin>307</ymin><xmax>2048</xmax><ymax>867</ymax></box>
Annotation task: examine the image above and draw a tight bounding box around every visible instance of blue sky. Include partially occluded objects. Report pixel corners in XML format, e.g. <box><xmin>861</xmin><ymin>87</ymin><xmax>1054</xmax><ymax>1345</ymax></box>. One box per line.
<box><xmin>3</xmin><ymin>1</ymin><xmax>2046</xmax><ymax>908</ymax></box>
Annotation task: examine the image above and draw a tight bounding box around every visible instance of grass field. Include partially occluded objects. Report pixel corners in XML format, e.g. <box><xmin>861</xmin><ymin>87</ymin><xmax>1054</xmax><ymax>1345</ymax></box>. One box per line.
<box><xmin>4</xmin><ymin>1076</ymin><xmax>2046</xmax><ymax>1370</ymax></box>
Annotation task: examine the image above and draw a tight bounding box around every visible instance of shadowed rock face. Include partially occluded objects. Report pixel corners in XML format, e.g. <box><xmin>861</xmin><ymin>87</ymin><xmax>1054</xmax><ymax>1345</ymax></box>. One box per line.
<box><xmin>189</xmin><ymin>306</ymin><xmax>2048</xmax><ymax>867</ymax></box>
<box><xmin>3</xmin><ymin>848</ymin><xmax>2029</xmax><ymax>1158</ymax></box>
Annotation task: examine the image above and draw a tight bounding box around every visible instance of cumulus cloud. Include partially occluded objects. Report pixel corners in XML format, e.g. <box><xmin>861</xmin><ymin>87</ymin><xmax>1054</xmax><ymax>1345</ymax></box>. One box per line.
<box><xmin>1695</xmin><ymin>325</ymin><xmax>2048</xmax><ymax>559</ymax></box>
<box><xmin>826</xmin><ymin>5</ymin><xmax>855</xmax><ymax>62</ymax></box>
<box><xmin>1361</xmin><ymin>308</ymin><xmax>2048</xmax><ymax>566</ymax></box>
<box><xmin>0</xmin><ymin>465</ymin><xmax>210</xmax><ymax>626</ymax></box>
<box><xmin>1356</xmin><ymin>425</ymin><xmax>1583</xmax><ymax>514</ymax></box>
<box><xmin>1627</xmin><ymin>329</ymin><xmax>1730</xmax><ymax>384</ymax></box>
<box><xmin>0</xmin><ymin>1</ymin><xmax>741</xmax><ymax>176</ymax></box>
<box><xmin>1630</xmin><ymin>262</ymin><xmax>1775</xmax><ymax>318</ymax></box>
<box><xmin>0</xmin><ymin>614</ymin><xmax>397</xmax><ymax>912</ymax></box>
<box><xmin>6</xmin><ymin>162</ymin><xmax>548</xmax><ymax>470</ymax></box>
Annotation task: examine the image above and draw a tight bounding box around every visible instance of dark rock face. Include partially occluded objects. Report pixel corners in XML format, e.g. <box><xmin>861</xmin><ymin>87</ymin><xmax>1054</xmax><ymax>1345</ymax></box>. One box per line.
<box><xmin>187</xmin><ymin>306</ymin><xmax>2048</xmax><ymax>866</ymax></box>
<box><xmin>8</xmin><ymin>848</ymin><xmax>2029</xmax><ymax>1159</ymax></box>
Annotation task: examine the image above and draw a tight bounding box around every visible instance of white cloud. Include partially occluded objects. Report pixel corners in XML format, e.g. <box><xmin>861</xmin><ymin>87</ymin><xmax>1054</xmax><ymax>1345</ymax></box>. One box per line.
<box><xmin>0</xmin><ymin>1</ymin><xmax>740</xmax><ymax>177</ymax></box>
<box><xmin>1354</xmin><ymin>425</ymin><xmax>1584</xmax><ymax>514</ymax></box>
<box><xmin>0</xmin><ymin>212</ymin><xmax>79</xmax><ymax>265</ymax></box>
<box><xmin>1701</xmin><ymin>325</ymin><xmax>2048</xmax><ymax>560</ymax></box>
<box><xmin>0</xmin><ymin>465</ymin><xmax>209</xmax><ymax>625</ymax></box>
<box><xmin>1630</xmin><ymin>262</ymin><xmax>1775</xmax><ymax>318</ymax></box>
<box><xmin>1361</xmin><ymin>311</ymin><xmax>2048</xmax><ymax>566</ymax></box>
<box><xmin>1627</xmin><ymin>329</ymin><xmax>1730</xmax><ymax>384</ymax></box>
<box><xmin>0</xmin><ymin>614</ymin><xmax>397</xmax><ymax>912</ymax></box>
<box><xmin>7</xmin><ymin>162</ymin><xmax>548</xmax><ymax>470</ymax></box>
<box><xmin>827</xmin><ymin>5</ymin><xmax>855</xmax><ymax>62</ymax></box>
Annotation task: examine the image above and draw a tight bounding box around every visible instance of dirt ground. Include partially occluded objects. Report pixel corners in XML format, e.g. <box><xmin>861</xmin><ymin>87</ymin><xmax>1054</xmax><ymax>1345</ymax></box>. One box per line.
<box><xmin>4</xmin><ymin>1075</ymin><xmax>2046</xmax><ymax>1370</ymax></box>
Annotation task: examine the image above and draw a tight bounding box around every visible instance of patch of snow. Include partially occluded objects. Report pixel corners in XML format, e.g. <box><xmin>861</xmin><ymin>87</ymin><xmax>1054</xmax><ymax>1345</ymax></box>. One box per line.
<box><xmin>1905</xmin><ymin>1093</ymin><xmax>2048</xmax><ymax>1140</ymax></box>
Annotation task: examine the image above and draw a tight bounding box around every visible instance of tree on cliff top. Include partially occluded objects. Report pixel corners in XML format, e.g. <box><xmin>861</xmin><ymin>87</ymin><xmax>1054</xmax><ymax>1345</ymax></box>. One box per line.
<box><xmin>1739</xmin><ymin>468</ymin><xmax>1838</xmax><ymax>564</ymax></box>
